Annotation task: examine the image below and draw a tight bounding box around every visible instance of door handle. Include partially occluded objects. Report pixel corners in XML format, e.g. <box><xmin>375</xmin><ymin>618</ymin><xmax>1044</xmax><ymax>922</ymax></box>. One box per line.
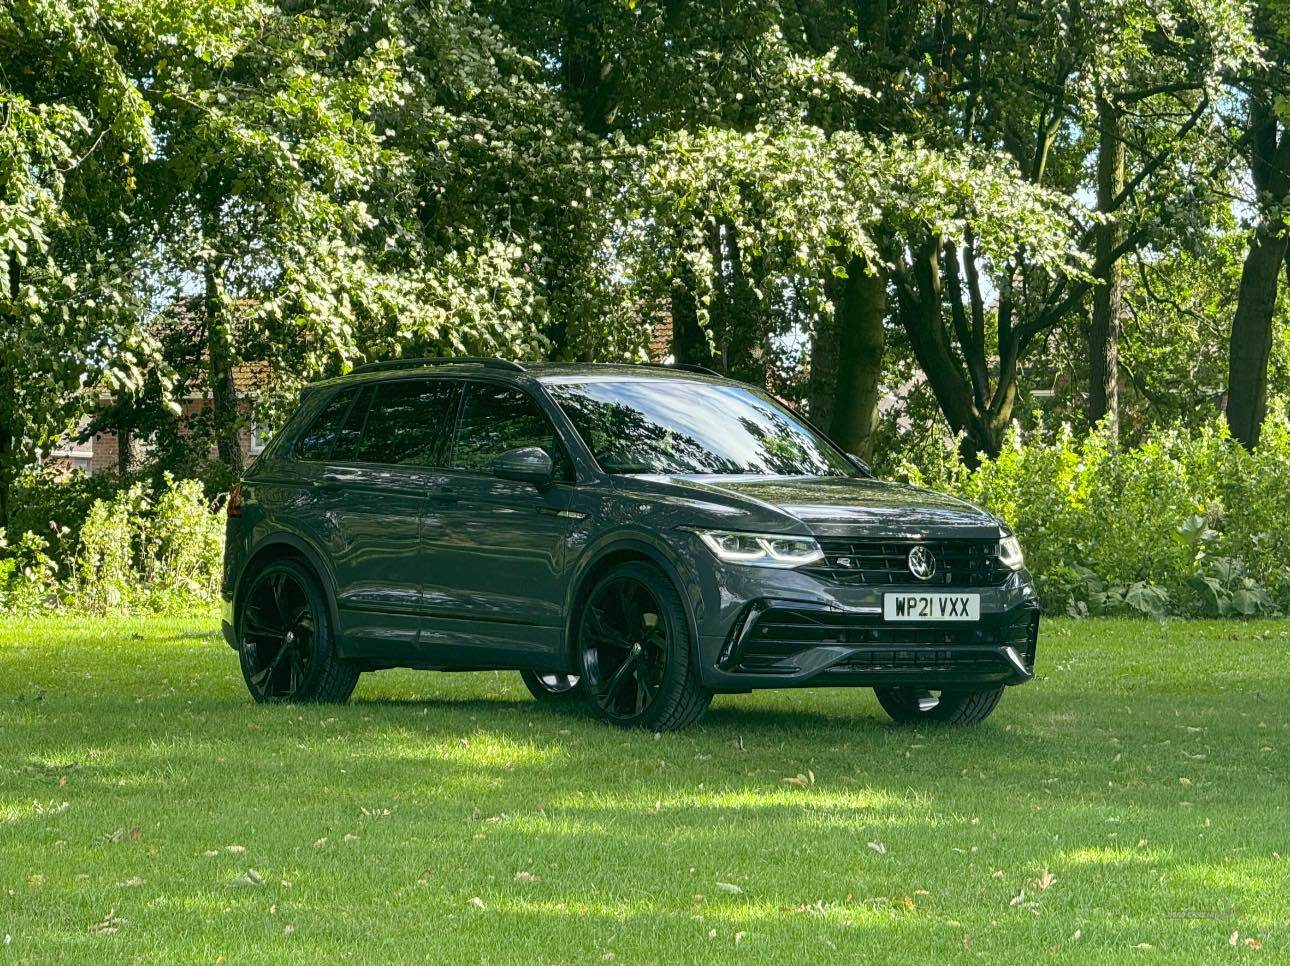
<box><xmin>313</xmin><ymin>475</ymin><xmax>344</xmax><ymax>490</ymax></box>
<box><xmin>430</xmin><ymin>486</ymin><xmax>459</xmax><ymax>503</ymax></box>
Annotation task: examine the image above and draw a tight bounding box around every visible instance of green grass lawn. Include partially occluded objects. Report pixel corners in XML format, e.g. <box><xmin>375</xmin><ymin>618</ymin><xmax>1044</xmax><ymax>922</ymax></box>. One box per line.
<box><xmin>1</xmin><ymin>617</ymin><xmax>1287</xmax><ymax>963</ymax></box>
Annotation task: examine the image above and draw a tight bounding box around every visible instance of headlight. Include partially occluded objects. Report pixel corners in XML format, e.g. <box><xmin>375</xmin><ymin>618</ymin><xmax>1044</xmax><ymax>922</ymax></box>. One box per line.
<box><xmin>999</xmin><ymin>534</ymin><xmax>1025</xmax><ymax>570</ymax></box>
<box><xmin>693</xmin><ymin>529</ymin><xmax>824</xmax><ymax>567</ymax></box>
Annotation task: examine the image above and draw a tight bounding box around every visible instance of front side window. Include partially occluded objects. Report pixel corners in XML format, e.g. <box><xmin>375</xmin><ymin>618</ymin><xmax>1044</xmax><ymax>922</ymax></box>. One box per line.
<box><xmin>352</xmin><ymin>379</ymin><xmax>460</xmax><ymax>466</ymax></box>
<box><xmin>450</xmin><ymin>383</ymin><xmax>572</xmax><ymax>480</ymax></box>
<box><xmin>545</xmin><ymin>378</ymin><xmax>855</xmax><ymax>477</ymax></box>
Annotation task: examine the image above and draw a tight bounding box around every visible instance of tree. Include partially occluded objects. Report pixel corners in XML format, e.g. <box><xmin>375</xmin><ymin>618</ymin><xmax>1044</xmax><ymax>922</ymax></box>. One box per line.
<box><xmin>629</xmin><ymin>128</ymin><xmax>1082</xmax><ymax>453</ymax></box>
<box><xmin>130</xmin><ymin>0</ymin><xmax>574</xmax><ymax>480</ymax></box>
<box><xmin>1226</xmin><ymin>1</ymin><xmax>1290</xmax><ymax>449</ymax></box>
<box><xmin>1</xmin><ymin>0</ymin><xmax>161</xmax><ymax>525</ymax></box>
<box><xmin>887</xmin><ymin>0</ymin><xmax>1255</xmax><ymax>456</ymax></box>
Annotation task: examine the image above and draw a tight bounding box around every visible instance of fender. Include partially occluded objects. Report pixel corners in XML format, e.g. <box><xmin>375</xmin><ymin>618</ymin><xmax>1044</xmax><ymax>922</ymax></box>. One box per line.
<box><xmin>235</xmin><ymin>530</ymin><xmax>343</xmax><ymax>639</ymax></box>
<box><xmin>561</xmin><ymin>527</ymin><xmax>707</xmax><ymax>668</ymax></box>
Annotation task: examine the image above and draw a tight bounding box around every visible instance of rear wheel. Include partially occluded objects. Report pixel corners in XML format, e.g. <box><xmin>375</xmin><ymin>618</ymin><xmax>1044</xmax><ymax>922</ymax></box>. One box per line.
<box><xmin>237</xmin><ymin>559</ymin><xmax>359</xmax><ymax>704</ymax></box>
<box><xmin>577</xmin><ymin>561</ymin><xmax>711</xmax><ymax>731</ymax></box>
<box><xmin>873</xmin><ymin>686</ymin><xmax>1004</xmax><ymax>726</ymax></box>
<box><xmin>520</xmin><ymin>670</ymin><xmax>584</xmax><ymax>702</ymax></box>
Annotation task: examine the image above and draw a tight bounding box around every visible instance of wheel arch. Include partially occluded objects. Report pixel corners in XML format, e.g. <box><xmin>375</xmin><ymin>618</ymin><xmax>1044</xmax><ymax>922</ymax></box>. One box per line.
<box><xmin>234</xmin><ymin>534</ymin><xmax>340</xmax><ymax>640</ymax></box>
<box><xmin>562</xmin><ymin>533</ymin><xmax>703</xmax><ymax>669</ymax></box>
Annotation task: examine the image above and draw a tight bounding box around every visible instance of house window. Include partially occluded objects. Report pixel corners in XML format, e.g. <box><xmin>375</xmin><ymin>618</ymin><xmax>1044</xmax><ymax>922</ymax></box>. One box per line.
<box><xmin>250</xmin><ymin>423</ymin><xmax>271</xmax><ymax>455</ymax></box>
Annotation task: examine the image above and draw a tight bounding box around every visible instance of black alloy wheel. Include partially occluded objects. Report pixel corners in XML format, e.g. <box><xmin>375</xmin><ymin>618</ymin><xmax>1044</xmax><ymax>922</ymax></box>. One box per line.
<box><xmin>237</xmin><ymin>559</ymin><xmax>359</xmax><ymax>703</ymax></box>
<box><xmin>873</xmin><ymin>686</ymin><xmax>1005</xmax><ymax>726</ymax></box>
<box><xmin>577</xmin><ymin>561</ymin><xmax>711</xmax><ymax>730</ymax></box>
<box><xmin>520</xmin><ymin>670</ymin><xmax>584</xmax><ymax>702</ymax></box>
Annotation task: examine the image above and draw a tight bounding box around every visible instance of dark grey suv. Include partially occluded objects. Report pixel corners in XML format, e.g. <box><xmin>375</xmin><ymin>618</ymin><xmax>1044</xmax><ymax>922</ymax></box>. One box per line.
<box><xmin>221</xmin><ymin>358</ymin><xmax>1040</xmax><ymax>730</ymax></box>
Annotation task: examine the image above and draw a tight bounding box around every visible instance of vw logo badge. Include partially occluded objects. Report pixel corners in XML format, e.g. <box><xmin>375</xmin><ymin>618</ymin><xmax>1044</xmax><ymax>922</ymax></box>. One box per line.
<box><xmin>907</xmin><ymin>545</ymin><xmax>937</xmax><ymax>581</ymax></box>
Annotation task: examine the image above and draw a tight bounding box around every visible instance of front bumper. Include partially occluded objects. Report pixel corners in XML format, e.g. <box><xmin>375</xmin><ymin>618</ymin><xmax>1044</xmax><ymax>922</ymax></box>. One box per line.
<box><xmin>693</xmin><ymin>564</ymin><xmax>1040</xmax><ymax>693</ymax></box>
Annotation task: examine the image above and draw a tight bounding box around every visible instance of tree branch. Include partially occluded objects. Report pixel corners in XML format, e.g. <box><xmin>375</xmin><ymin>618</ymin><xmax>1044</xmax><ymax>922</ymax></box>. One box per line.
<box><xmin>1117</xmin><ymin>80</ymin><xmax>1205</xmax><ymax>105</ymax></box>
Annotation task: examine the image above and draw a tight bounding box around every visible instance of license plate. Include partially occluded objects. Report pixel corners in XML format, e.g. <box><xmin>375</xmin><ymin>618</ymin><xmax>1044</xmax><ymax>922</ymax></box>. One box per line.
<box><xmin>883</xmin><ymin>593</ymin><xmax>980</xmax><ymax>622</ymax></box>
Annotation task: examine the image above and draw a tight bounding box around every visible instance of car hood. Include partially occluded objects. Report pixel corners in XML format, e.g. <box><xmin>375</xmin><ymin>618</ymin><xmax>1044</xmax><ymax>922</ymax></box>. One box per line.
<box><xmin>651</xmin><ymin>474</ymin><xmax>1000</xmax><ymax>538</ymax></box>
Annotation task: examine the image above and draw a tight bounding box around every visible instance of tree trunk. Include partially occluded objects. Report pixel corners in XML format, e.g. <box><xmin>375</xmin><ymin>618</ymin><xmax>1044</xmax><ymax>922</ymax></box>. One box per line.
<box><xmin>205</xmin><ymin>259</ymin><xmax>243</xmax><ymax>478</ymax></box>
<box><xmin>670</xmin><ymin>262</ymin><xmax>712</xmax><ymax>367</ymax></box>
<box><xmin>116</xmin><ymin>424</ymin><xmax>135</xmax><ymax>475</ymax></box>
<box><xmin>1226</xmin><ymin>91</ymin><xmax>1289</xmax><ymax>449</ymax></box>
<box><xmin>0</xmin><ymin>249</ymin><xmax>18</xmax><ymax>528</ymax></box>
<box><xmin>720</xmin><ymin>223</ymin><xmax>766</xmax><ymax>385</ymax></box>
<box><xmin>894</xmin><ymin>239</ymin><xmax>1000</xmax><ymax>460</ymax></box>
<box><xmin>1088</xmin><ymin>91</ymin><xmax>1125</xmax><ymax>431</ymax></box>
<box><xmin>704</xmin><ymin>221</ymin><xmax>729</xmax><ymax>374</ymax></box>
<box><xmin>1227</xmin><ymin>222</ymin><xmax>1287</xmax><ymax>447</ymax></box>
<box><xmin>828</xmin><ymin>257</ymin><xmax>886</xmax><ymax>460</ymax></box>
<box><xmin>808</xmin><ymin>309</ymin><xmax>838</xmax><ymax>430</ymax></box>
<box><xmin>0</xmin><ymin>410</ymin><xmax>11</xmax><ymax>529</ymax></box>
<box><xmin>562</xmin><ymin>1</ymin><xmax>616</xmax><ymax>137</ymax></box>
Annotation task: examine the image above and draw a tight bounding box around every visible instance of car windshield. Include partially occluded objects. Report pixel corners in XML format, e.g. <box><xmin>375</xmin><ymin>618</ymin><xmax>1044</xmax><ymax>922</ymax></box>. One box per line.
<box><xmin>545</xmin><ymin>378</ymin><xmax>857</xmax><ymax>477</ymax></box>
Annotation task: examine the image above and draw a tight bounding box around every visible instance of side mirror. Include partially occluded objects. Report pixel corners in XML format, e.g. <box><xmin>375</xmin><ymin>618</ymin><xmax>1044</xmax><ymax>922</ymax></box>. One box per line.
<box><xmin>848</xmin><ymin>453</ymin><xmax>873</xmax><ymax>477</ymax></box>
<box><xmin>490</xmin><ymin>446</ymin><xmax>556</xmax><ymax>489</ymax></box>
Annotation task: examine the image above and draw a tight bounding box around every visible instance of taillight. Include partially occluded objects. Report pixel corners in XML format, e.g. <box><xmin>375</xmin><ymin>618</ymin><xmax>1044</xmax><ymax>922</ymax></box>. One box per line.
<box><xmin>227</xmin><ymin>482</ymin><xmax>244</xmax><ymax>518</ymax></box>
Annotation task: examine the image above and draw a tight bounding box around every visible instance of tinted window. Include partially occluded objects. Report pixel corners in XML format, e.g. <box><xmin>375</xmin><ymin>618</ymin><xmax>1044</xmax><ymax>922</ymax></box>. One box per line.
<box><xmin>332</xmin><ymin>385</ymin><xmax>374</xmax><ymax>462</ymax></box>
<box><xmin>295</xmin><ymin>388</ymin><xmax>357</xmax><ymax>461</ymax></box>
<box><xmin>546</xmin><ymin>379</ymin><xmax>855</xmax><ymax>477</ymax></box>
<box><xmin>353</xmin><ymin>379</ymin><xmax>459</xmax><ymax>465</ymax></box>
<box><xmin>451</xmin><ymin>383</ymin><xmax>572</xmax><ymax>480</ymax></box>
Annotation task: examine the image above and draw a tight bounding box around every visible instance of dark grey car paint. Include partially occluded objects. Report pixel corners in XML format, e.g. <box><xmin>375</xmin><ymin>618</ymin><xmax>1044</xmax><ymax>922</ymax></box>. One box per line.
<box><xmin>222</xmin><ymin>363</ymin><xmax>1038</xmax><ymax>692</ymax></box>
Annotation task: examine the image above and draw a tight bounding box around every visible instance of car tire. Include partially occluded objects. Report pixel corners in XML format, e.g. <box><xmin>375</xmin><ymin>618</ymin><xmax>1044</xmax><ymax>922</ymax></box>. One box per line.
<box><xmin>873</xmin><ymin>686</ymin><xmax>1004</xmax><ymax>726</ymax></box>
<box><xmin>577</xmin><ymin>560</ymin><xmax>712</xmax><ymax>731</ymax></box>
<box><xmin>237</xmin><ymin>558</ymin><xmax>360</xmax><ymax>704</ymax></box>
<box><xmin>519</xmin><ymin>670</ymin><xmax>585</xmax><ymax>702</ymax></box>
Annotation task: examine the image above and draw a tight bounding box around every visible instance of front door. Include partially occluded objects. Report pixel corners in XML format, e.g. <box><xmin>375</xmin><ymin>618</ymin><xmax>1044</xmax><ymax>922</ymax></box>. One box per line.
<box><xmin>421</xmin><ymin>380</ymin><xmax>583</xmax><ymax>665</ymax></box>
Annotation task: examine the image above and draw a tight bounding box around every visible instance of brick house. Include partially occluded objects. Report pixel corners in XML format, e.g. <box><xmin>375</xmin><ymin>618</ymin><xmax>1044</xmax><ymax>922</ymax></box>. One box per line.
<box><xmin>46</xmin><ymin>363</ymin><xmax>270</xmax><ymax>477</ymax></box>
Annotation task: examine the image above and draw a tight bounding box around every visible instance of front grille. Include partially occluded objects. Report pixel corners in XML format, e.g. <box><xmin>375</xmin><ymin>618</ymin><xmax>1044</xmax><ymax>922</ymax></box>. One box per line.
<box><xmin>803</xmin><ymin>538</ymin><xmax>1007</xmax><ymax>587</ymax></box>
<box><xmin>727</xmin><ymin>604</ymin><xmax>1039</xmax><ymax>674</ymax></box>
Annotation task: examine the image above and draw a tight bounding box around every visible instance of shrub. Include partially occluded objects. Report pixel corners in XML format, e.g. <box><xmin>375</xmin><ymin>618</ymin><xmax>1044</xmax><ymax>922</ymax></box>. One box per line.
<box><xmin>2</xmin><ymin>474</ymin><xmax>225</xmax><ymax>615</ymax></box>
<box><xmin>7</xmin><ymin>468</ymin><xmax>131</xmax><ymax>565</ymax></box>
<box><xmin>139</xmin><ymin>475</ymin><xmax>225</xmax><ymax>611</ymax></box>
<box><xmin>69</xmin><ymin>484</ymin><xmax>147</xmax><ymax>612</ymax></box>
<box><xmin>896</xmin><ymin>414</ymin><xmax>1290</xmax><ymax>618</ymax></box>
<box><xmin>0</xmin><ymin>529</ymin><xmax>58</xmax><ymax>612</ymax></box>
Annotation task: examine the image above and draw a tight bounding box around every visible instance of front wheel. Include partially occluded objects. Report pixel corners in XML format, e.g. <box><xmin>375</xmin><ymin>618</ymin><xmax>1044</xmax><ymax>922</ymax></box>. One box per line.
<box><xmin>237</xmin><ymin>559</ymin><xmax>359</xmax><ymax>704</ymax></box>
<box><xmin>577</xmin><ymin>561</ymin><xmax>712</xmax><ymax>731</ymax></box>
<box><xmin>873</xmin><ymin>686</ymin><xmax>1004</xmax><ymax>726</ymax></box>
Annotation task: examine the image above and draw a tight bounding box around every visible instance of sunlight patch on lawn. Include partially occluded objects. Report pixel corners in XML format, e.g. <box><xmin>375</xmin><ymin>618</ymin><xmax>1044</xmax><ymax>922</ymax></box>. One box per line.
<box><xmin>551</xmin><ymin>785</ymin><xmax>915</xmax><ymax>816</ymax></box>
<box><xmin>1170</xmin><ymin>856</ymin><xmax>1290</xmax><ymax>897</ymax></box>
<box><xmin>0</xmin><ymin>797</ymin><xmax>69</xmax><ymax>826</ymax></box>
<box><xmin>486</xmin><ymin>894</ymin><xmax>909</xmax><ymax>929</ymax></box>
<box><xmin>1061</xmin><ymin>845</ymin><xmax>1163</xmax><ymax>866</ymax></box>
<box><xmin>343</xmin><ymin>731</ymin><xmax>563</xmax><ymax>769</ymax></box>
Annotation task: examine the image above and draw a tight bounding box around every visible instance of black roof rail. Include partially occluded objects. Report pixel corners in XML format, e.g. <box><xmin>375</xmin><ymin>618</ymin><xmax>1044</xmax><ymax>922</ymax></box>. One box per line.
<box><xmin>636</xmin><ymin>361</ymin><xmax>722</xmax><ymax>377</ymax></box>
<box><xmin>349</xmin><ymin>356</ymin><xmax>526</xmax><ymax>375</ymax></box>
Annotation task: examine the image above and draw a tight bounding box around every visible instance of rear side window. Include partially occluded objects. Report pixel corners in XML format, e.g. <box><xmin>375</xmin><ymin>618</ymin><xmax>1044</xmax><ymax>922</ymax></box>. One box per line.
<box><xmin>355</xmin><ymin>379</ymin><xmax>460</xmax><ymax>466</ymax></box>
<box><xmin>332</xmin><ymin>385</ymin><xmax>375</xmax><ymax>462</ymax></box>
<box><xmin>295</xmin><ymin>388</ymin><xmax>357</xmax><ymax>461</ymax></box>
<box><xmin>450</xmin><ymin>383</ymin><xmax>572</xmax><ymax>481</ymax></box>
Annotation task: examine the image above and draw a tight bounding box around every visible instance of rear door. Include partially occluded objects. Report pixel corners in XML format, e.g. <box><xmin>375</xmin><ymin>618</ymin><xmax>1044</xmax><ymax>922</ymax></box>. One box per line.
<box><xmin>420</xmin><ymin>380</ymin><xmax>582</xmax><ymax>664</ymax></box>
<box><xmin>320</xmin><ymin>378</ymin><xmax>460</xmax><ymax>657</ymax></box>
